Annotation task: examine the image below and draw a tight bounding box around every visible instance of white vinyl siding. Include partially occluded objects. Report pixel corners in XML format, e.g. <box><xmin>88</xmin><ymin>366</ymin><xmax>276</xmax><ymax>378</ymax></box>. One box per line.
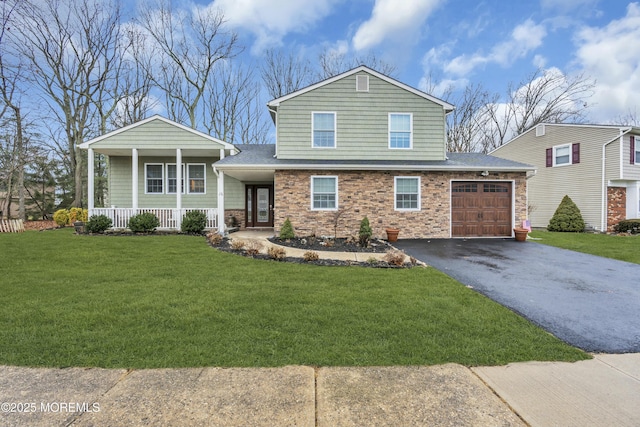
<box><xmin>553</xmin><ymin>144</ymin><xmax>571</xmax><ymax>166</ymax></box>
<box><xmin>311</xmin><ymin>176</ymin><xmax>337</xmax><ymax>210</ymax></box>
<box><xmin>312</xmin><ymin>112</ymin><xmax>336</xmax><ymax>148</ymax></box>
<box><xmin>187</xmin><ymin>164</ymin><xmax>206</xmax><ymax>194</ymax></box>
<box><xmin>395</xmin><ymin>177</ymin><xmax>420</xmax><ymax>210</ymax></box>
<box><xmin>145</xmin><ymin>164</ymin><xmax>163</xmax><ymax>194</ymax></box>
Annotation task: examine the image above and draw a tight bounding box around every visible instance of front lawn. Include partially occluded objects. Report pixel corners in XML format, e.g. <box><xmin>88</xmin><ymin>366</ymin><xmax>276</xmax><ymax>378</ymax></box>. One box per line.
<box><xmin>530</xmin><ymin>230</ymin><xmax>640</xmax><ymax>264</ymax></box>
<box><xmin>0</xmin><ymin>229</ymin><xmax>588</xmax><ymax>368</ymax></box>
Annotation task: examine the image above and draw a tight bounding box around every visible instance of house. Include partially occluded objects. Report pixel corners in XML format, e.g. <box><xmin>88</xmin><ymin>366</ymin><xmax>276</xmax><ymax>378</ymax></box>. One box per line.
<box><xmin>215</xmin><ymin>66</ymin><xmax>533</xmax><ymax>238</ymax></box>
<box><xmin>491</xmin><ymin>123</ymin><xmax>640</xmax><ymax>232</ymax></box>
<box><xmin>81</xmin><ymin>66</ymin><xmax>534</xmax><ymax>238</ymax></box>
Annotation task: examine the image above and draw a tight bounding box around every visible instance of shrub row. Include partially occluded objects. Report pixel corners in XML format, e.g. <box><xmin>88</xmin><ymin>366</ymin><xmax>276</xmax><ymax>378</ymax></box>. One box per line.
<box><xmin>53</xmin><ymin>208</ymin><xmax>88</xmax><ymax>227</ymax></box>
<box><xmin>614</xmin><ymin>219</ymin><xmax>640</xmax><ymax>234</ymax></box>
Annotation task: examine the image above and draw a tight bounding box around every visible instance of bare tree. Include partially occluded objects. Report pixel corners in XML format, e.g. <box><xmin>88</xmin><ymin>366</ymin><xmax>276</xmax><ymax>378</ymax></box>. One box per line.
<box><xmin>260</xmin><ymin>49</ymin><xmax>314</xmax><ymax>99</ymax></box>
<box><xmin>137</xmin><ymin>0</ymin><xmax>240</xmax><ymax>130</ymax></box>
<box><xmin>11</xmin><ymin>0</ymin><xmax>123</xmax><ymax>207</ymax></box>
<box><xmin>612</xmin><ymin>108</ymin><xmax>640</xmax><ymax>127</ymax></box>
<box><xmin>0</xmin><ymin>0</ymin><xmax>26</xmax><ymax>219</ymax></box>
<box><xmin>317</xmin><ymin>49</ymin><xmax>397</xmax><ymax>79</ymax></box>
<box><xmin>203</xmin><ymin>62</ymin><xmax>269</xmax><ymax>144</ymax></box>
<box><xmin>508</xmin><ymin>68</ymin><xmax>595</xmax><ymax>136</ymax></box>
<box><xmin>445</xmin><ymin>83</ymin><xmax>497</xmax><ymax>153</ymax></box>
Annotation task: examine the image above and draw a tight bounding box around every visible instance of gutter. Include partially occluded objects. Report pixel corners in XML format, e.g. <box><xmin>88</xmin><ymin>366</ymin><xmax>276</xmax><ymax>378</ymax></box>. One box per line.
<box><xmin>215</xmin><ymin>163</ymin><xmax>534</xmax><ymax>173</ymax></box>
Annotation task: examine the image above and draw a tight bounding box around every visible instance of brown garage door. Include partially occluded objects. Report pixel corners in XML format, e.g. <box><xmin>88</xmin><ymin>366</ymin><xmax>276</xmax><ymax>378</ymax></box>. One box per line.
<box><xmin>451</xmin><ymin>181</ymin><xmax>512</xmax><ymax>237</ymax></box>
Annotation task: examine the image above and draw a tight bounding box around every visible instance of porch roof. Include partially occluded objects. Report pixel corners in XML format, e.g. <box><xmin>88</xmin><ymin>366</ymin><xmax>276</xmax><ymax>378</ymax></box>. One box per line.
<box><xmin>215</xmin><ymin>144</ymin><xmax>535</xmax><ymax>181</ymax></box>
<box><xmin>78</xmin><ymin>115</ymin><xmax>236</xmax><ymax>157</ymax></box>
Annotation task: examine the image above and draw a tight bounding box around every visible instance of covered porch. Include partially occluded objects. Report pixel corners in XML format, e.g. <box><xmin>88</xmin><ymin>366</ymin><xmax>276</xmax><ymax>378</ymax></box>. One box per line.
<box><xmin>78</xmin><ymin>116</ymin><xmax>239</xmax><ymax>233</ymax></box>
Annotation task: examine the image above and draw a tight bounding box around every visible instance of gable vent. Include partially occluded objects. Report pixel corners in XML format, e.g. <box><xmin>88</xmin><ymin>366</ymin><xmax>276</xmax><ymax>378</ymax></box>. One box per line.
<box><xmin>536</xmin><ymin>124</ymin><xmax>545</xmax><ymax>137</ymax></box>
<box><xmin>356</xmin><ymin>75</ymin><xmax>369</xmax><ymax>92</ymax></box>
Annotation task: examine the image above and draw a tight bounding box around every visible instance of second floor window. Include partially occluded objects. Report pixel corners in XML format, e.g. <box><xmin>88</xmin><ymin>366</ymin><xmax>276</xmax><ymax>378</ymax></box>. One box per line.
<box><xmin>554</xmin><ymin>144</ymin><xmax>571</xmax><ymax>166</ymax></box>
<box><xmin>389</xmin><ymin>113</ymin><xmax>412</xmax><ymax>149</ymax></box>
<box><xmin>313</xmin><ymin>112</ymin><xmax>336</xmax><ymax>148</ymax></box>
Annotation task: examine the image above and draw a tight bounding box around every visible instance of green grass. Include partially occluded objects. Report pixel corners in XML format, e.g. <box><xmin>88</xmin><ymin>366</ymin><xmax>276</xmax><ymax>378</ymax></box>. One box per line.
<box><xmin>530</xmin><ymin>230</ymin><xmax>640</xmax><ymax>264</ymax></box>
<box><xmin>0</xmin><ymin>229</ymin><xmax>588</xmax><ymax>368</ymax></box>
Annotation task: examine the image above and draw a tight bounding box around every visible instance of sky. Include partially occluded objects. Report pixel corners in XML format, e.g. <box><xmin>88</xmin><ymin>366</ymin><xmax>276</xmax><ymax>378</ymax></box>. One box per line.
<box><xmin>195</xmin><ymin>0</ymin><xmax>640</xmax><ymax>124</ymax></box>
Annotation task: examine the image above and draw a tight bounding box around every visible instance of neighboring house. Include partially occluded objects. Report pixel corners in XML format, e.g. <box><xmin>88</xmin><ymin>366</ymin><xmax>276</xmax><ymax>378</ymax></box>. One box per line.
<box><xmin>491</xmin><ymin>123</ymin><xmax>640</xmax><ymax>232</ymax></box>
<box><xmin>81</xmin><ymin>66</ymin><xmax>534</xmax><ymax>238</ymax></box>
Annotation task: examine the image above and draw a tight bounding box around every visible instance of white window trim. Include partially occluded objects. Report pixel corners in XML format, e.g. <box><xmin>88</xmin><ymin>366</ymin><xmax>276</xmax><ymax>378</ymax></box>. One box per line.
<box><xmin>394</xmin><ymin>176</ymin><xmax>421</xmax><ymax>211</ymax></box>
<box><xmin>553</xmin><ymin>143</ymin><xmax>572</xmax><ymax>167</ymax></box>
<box><xmin>311</xmin><ymin>112</ymin><xmax>337</xmax><ymax>149</ymax></box>
<box><xmin>388</xmin><ymin>113</ymin><xmax>413</xmax><ymax>149</ymax></box>
<box><xmin>310</xmin><ymin>175</ymin><xmax>338</xmax><ymax>211</ymax></box>
<box><xmin>166</xmin><ymin>163</ymin><xmax>185</xmax><ymax>194</ymax></box>
<box><xmin>187</xmin><ymin>163</ymin><xmax>206</xmax><ymax>195</ymax></box>
<box><xmin>144</xmin><ymin>163</ymin><xmax>164</xmax><ymax>194</ymax></box>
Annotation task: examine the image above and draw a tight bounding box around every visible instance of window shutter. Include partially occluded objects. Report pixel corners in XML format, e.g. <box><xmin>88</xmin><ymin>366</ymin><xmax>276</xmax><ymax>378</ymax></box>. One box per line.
<box><xmin>546</xmin><ymin>148</ymin><xmax>553</xmax><ymax>167</ymax></box>
<box><xmin>631</xmin><ymin>136</ymin><xmax>635</xmax><ymax>165</ymax></box>
<box><xmin>572</xmin><ymin>143</ymin><xmax>580</xmax><ymax>164</ymax></box>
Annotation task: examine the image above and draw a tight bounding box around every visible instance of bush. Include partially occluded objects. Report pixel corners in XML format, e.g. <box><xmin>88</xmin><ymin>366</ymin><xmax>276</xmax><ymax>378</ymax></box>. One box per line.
<box><xmin>613</xmin><ymin>219</ymin><xmax>640</xmax><ymax>234</ymax></box>
<box><xmin>53</xmin><ymin>209</ymin><xmax>69</xmax><ymax>227</ymax></box>
<box><xmin>206</xmin><ymin>231</ymin><xmax>223</xmax><ymax>245</ymax></box>
<box><xmin>267</xmin><ymin>246</ymin><xmax>287</xmax><ymax>260</ymax></box>
<box><xmin>69</xmin><ymin>207</ymin><xmax>88</xmax><ymax>223</ymax></box>
<box><xmin>181</xmin><ymin>210</ymin><xmax>207</xmax><ymax>234</ymax></box>
<box><xmin>128</xmin><ymin>212</ymin><xmax>160</xmax><ymax>233</ymax></box>
<box><xmin>230</xmin><ymin>240</ymin><xmax>246</xmax><ymax>250</ymax></box>
<box><xmin>359</xmin><ymin>216</ymin><xmax>373</xmax><ymax>247</ymax></box>
<box><xmin>86</xmin><ymin>215</ymin><xmax>112</xmax><ymax>233</ymax></box>
<box><xmin>383</xmin><ymin>249</ymin><xmax>406</xmax><ymax>266</ymax></box>
<box><xmin>303</xmin><ymin>251</ymin><xmax>319</xmax><ymax>261</ymax></box>
<box><xmin>244</xmin><ymin>240</ymin><xmax>263</xmax><ymax>256</ymax></box>
<box><xmin>280</xmin><ymin>218</ymin><xmax>295</xmax><ymax>239</ymax></box>
<box><xmin>547</xmin><ymin>195</ymin><xmax>585</xmax><ymax>232</ymax></box>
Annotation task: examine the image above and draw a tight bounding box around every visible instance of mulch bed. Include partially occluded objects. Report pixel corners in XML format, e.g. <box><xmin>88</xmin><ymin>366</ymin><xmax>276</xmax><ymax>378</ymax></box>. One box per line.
<box><xmin>24</xmin><ymin>220</ymin><xmax>58</xmax><ymax>231</ymax></box>
<box><xmin>267</xmin><ymin>237</ymin><xmax>391</xmax><ymax>253</ymax></box>
<box><xmin>208</xmin><ymin>236</ymin><xmax>415</xmax><ymax>269</ymax></box>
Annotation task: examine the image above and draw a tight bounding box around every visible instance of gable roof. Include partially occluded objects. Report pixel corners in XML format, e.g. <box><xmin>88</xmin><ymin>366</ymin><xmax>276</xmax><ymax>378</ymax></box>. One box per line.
<box><xmin>78</xmin><ymin>115</ymin><xmax>235</xmax><ymax>151</ymax></box>
<box><xmin>492</xmin><ymin>122</ymin><xmax>640</xmax><ymax>154</ymax></box>
<box><xmin>266</xmin><ymin>65</ymin><xmax>455</xmax><ymax>113</ymax></box>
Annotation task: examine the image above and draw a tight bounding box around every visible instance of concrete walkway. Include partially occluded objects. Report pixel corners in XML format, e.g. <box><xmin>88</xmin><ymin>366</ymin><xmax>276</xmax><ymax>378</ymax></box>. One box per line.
<box><xmin>1</xmin><ymin>354</ymin><xmax>639</xmax><ymax>426</ymax></box>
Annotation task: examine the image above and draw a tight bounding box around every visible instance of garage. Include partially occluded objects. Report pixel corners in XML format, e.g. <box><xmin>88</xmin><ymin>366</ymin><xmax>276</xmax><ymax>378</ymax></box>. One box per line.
<box><xmin>451</xmin><ymin>181</ymin><xmax>512</xmax><ymax>237</ymax></box>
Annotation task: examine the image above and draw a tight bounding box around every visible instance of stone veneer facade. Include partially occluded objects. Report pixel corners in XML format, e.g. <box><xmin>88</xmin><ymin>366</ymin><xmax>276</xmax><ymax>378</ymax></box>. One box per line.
<box><xmin>224</xmin><ymin>209</ymin><xmax>246</xmax><ymax>230</ymax></box>
<box><xmin>607</xmin><ymin>187</ymin><xmax>626</xmax><ymax>232</ymax></box>
<box><xmin>274</xmin><ymin>170</ymin><xmax>528</xmax><ymax>239</ymax></box>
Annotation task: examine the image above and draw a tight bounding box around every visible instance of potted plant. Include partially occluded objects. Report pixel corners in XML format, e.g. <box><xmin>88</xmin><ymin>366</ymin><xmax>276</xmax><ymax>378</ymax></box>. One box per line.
<box><xmin>513</xmin><ymin>228</ymin><xmax>528</xmax><ymax>242</ymax></box>
<box><xmin>385</xmin><ymin>227</ymin><xmax>400</xmax><ymax>242</ymax></box>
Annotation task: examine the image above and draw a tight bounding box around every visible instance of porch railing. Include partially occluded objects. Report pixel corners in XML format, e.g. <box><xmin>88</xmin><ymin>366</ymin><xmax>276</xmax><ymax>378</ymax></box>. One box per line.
<box><xmin>89</xmin><ymin>208</ymin><xmax>218</xmax><ymax>230</ymax></box>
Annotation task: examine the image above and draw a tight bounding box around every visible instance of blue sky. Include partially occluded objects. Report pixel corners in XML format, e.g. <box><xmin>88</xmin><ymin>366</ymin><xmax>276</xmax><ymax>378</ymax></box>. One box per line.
<box><xmin>196</xmin><ymin>0</ymin><xmax>640</xmax><ymax>124</ymax></box>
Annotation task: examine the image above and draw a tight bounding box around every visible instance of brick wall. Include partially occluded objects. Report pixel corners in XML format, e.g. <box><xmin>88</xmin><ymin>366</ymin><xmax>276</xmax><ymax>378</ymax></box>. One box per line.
<box><xmin>607</xmin><ymin>187</ymin><xmax>626</xmax><ymax>232</ymax></box>
<box><xmin>224</xmin><ymin>209</ymin><xmax>245</xmax><ymax>230</ymax></box>
<box><xmin>274</xmin><ymin>170</ymin><xmax>528</xmax><ymax>239</ymax></box>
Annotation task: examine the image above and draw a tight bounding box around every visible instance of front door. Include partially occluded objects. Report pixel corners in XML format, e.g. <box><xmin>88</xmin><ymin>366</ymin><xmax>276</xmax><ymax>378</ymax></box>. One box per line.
<box><xmin>245</xmin><ymin>185</ymin><xmax>274</xmax><ymax>227</ymax></box>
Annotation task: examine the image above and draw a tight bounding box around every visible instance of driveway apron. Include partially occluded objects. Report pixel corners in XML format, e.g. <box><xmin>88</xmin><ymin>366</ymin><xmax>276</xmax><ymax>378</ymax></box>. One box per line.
<box><xmin>394</xmin><ymin>239</ymin><xmax>640</xmax><ymax>353</ymax></box>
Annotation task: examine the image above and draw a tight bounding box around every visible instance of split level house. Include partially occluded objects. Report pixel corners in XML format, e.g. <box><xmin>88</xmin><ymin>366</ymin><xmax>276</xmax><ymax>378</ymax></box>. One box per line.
<box><xmin>80</xmin><ymin>66</ymin><xmax>534</xmax><ymax>239</ymax></box>
<box><xmin>491</xmin><ymin>123</ymin><xmax>640</xmax><ymax>232</ymax></box>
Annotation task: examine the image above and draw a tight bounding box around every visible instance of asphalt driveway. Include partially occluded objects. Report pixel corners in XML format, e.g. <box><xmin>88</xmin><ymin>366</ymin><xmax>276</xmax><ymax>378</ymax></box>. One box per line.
<box><xmin>394</xmin><ymin>238</ymin><xmax>640</xmax><ymax>353</ymax></box>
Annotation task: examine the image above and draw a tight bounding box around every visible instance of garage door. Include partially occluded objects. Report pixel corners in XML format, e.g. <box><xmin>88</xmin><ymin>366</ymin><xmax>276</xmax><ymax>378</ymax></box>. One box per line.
<box><xmin>451</xmin><ymin>181</ymin><xmax>512</xmax><ymax>237</ymax></box>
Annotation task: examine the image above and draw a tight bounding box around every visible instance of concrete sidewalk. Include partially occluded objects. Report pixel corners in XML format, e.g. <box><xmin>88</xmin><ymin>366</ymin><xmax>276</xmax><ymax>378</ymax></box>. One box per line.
<box><xmin>1</xmin><ymin>354</ymin><xmax>639</xmax><ymax>426</ymax></box>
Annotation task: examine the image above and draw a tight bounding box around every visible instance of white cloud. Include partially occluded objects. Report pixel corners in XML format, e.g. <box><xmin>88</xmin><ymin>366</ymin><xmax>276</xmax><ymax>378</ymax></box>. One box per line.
<box><xmin>210</xmin><ymin>0</ymin><xmax>339</xmax><ymax>53</ymax></box>
<box><xmin>574</xmin><ymin>3</ymin><xmax>640</xmax><ymax>121</ymax></box>
<box><xmin>533</xmin><ymin>54</ymin><xmax>547</xmax><ymax>69</ymax></box>
<box><xmin>442</xmin><ymin>19</ymin><xmax>547</xmax><ymax>77</ymax></box>
<box><xmin>352</xmin><ymin>0</ymin><xmax>443</xmax><ymax>51</ymax></box>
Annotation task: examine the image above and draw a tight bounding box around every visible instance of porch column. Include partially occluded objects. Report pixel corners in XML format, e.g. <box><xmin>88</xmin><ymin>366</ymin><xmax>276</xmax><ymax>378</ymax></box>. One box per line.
<box><xmin>176</xmin><ymin>148</ymin><xmax>182</xmax><ymax>210</ymax></box>
<box><xmin>217</xmin><ymin>148</ymin><xmax>225</xmax><ymax>235</ymax></box>
<box><xmin>132</xmin><ymin>148</ymin><xmax>138</xmax><ymax>209</ymax></box>
<box><xmin>87</xmin><ymin>148</ymin><xmax>95</xmax><ymax>210</ymax></box>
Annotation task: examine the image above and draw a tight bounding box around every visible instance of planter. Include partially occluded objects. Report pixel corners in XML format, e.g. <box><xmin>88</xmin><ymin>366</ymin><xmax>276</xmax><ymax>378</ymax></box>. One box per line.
<box><xmin>513</xmin><ymin>228</ymin><xmax>528</xmax><ymax>242</ymax></box>
<box><xmin>74</xmin><ymin>221</ymin><xmax>85</xmax><ymax>234</ymax></box>
<box><xmin>385</xmin><ymin>227</ymin><xmax>400</xmax><ymax>242</ymax></box>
